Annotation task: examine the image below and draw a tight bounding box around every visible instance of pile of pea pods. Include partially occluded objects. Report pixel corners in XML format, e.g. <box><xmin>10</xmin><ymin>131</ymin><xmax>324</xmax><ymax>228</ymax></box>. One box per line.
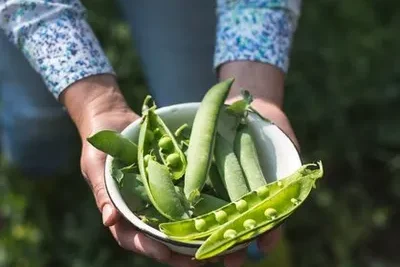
<box><xmin>87</xmin><ymin>78</ymin><xmax>324</xmax><ymax>260</ymax></box>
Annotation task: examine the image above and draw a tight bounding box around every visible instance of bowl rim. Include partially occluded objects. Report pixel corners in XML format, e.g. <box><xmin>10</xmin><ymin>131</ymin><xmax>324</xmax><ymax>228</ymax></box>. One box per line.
<box><xmin>104</xmin><ymin>101</ymin><xmax>302</xmax><ymax>249</ymax></box>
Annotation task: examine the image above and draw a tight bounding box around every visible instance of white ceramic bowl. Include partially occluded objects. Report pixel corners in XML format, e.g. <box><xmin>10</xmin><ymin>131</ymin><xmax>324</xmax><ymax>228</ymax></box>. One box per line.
<box><xmin>104</xmin><ymin>102</ymin><xmax>302</xmax><ymax>257</ymax></box>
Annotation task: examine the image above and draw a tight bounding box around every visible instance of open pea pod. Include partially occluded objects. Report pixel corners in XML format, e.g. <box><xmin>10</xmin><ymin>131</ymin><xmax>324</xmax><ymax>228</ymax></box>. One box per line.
<box><xmin>159</xmin><ymin>162</ymin><xmax>323</xmax><ymax>241</ymax></box>
<box><xmin>194</xmin><ymin>161</ymin><xmax>324</xmax><ymax>260</ymax></box>
<box><xmin>138</xmin><ymin>102</ymin><xmax>192</xmax><ymax>221</ymax></box>
<box><xmin>141</xmin><ymin>96</ymin><xmax>187</xmax><ymax>180</ymax></box>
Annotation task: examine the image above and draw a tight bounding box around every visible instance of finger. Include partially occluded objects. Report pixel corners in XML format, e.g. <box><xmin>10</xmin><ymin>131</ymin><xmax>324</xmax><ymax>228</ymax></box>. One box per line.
<box><xmin>257</xmin><ymin>227</ymin><xmax>281</xmax><ymax>254</ymax></box>
<box><xmin>81</xmin><ymin>144</ymin><xmax>120</xmax><ymax>226</ymax></box>
<box><xmin>223</xmin><ymin>248</ymin><xmax>247</xmax><ymax>267</ymax></box>
<box><xmin>109</xmin><ymin>219</ymin><xmax>204</xmax><ymax>267</ymax></box>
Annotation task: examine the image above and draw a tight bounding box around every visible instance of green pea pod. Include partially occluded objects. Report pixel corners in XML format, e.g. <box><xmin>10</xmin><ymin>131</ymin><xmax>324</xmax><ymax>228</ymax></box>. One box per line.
<box><xmin>193</xmin><ymin>193</ymin><xmax>229</xmax><ymax>216</ymax></box>
<box><xmin>205</xmin><ymin>162</ymin><xmax>230</xmax><ymax>202</ymax></box>
<box><xmin>138</xmin><ymin>109</ymin><xmax>191</xmax><ymax>221</ymax></box>
<box><xmin>214</xmin><ymin>133</ymin><xmax>250</xmax><ymax>201</ymax></box>
<box><xmin>145</xmin><ymin>159</ymin><xmax>191</xmax><ymax>221</ymax></box>
<box><xmin>195</xmin><ymin>161</ymin><xmax>324</xmax><ymax>260</ymax></box>
<box><xmin>159</xmin><ymin>162</ymin><xmax>322</xmax><ymax>241</ymax></box>
<box><xmin>184</xmin><ymin>78</ymin><xmax>235</xmax><ymax>202</ymax></box>
<box><xmin>87</xmin><ymin>130</ymin><xmax>138</xmax><ymax>165</ymax></box>
<box><xmin>234</xmin><ymin>124</ymin><xmax>267</xmax><ymax>190</ymax></box>
<box><xmin>141</xmin><ymin>96</ymin><xmax>187</xmax><ymax>180</ymax></box>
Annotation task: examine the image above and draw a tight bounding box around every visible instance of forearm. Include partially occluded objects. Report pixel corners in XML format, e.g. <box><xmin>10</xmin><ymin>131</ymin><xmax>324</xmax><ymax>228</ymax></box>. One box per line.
<box><xmin>215</xmin><ymin>0</ymin><xmax>302</xmax><ymax>107</ymax></box>
<box><xmin>60</xmin><ymin>74</ymin><xmax>133</xmax><ymax>139</ymax></box>
<box><xmin>0</xmin><ymin>0</ymin><xmax>114</xmax><ymax>99</ymax></box>
<box><xmin>219</xmin><ymin>61</ymin><xmax>285</xmax><ymax>108</ymax></box>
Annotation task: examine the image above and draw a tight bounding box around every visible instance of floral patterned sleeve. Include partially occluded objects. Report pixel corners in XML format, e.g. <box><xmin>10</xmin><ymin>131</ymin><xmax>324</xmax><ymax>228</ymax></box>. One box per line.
<box><xmin>214</xmin><ymin>0</ymin><xmax>302</xmax><ymax>73</ymax></box>
<box><xmin>0</xmin><ymin>0</ymin><xmax>114</xmax><ymax>99</ymax></box>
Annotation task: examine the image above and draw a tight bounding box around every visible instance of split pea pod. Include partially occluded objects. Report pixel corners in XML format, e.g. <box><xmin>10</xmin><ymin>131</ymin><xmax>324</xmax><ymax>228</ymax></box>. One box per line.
<box><xmin>214</xmin><ymin>133</ymin><xmax>250</xmax><ymax>201</ymax></box>
<box><xmin>87</xmin><ymin>130</ymin><xmax>138</xmax><ymax>165</ymax></box>
<box><xmin>159</xmin><ymin>162</ymin><xmax>322</xmax><ymax>241</ymax></box>
<box><xmin>142</xmin><ymin>96</ymin><xmax>187</xmax><ymax>180</ymax></box>
<box><xmin>138</xmin><ymin>107</ymin><xmax>191</xmax><ymax>221</ymax></box>
<box><xmin>194</xmin><ymin>161</ymin><xmax>324</xmax><ymax>260</ymax></box>
<box><xmin>184</xmin><ymin>78</ymin><xmax>235</xmax><ymax>202</ymax></box>
<box><xmin>234</xmin><ymin>124</ymin><xmax>267</xmax><ymax>190</ymax></box>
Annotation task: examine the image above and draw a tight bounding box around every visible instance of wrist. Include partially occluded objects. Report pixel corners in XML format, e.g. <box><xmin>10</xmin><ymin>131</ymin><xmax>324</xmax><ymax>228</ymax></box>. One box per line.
<box><xmin>60</xmin><ymin>74</ymin><xmax>135</xmax><ymax>139</ymax></box>
<box><xmin>218</xmin><ymin>61</ymin><xmax>285</xmax><ymax>108</ymax></box>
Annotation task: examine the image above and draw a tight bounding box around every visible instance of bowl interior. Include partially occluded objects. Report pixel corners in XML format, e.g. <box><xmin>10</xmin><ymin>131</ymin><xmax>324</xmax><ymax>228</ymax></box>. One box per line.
<box><xmin>104</xmin><ymin>102</ymin><xmax>302</xmax><ymax>248</ymax></box>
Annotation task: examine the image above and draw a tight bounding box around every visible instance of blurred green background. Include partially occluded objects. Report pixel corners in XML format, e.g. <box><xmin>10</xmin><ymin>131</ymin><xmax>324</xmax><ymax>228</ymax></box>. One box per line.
<box><xmin>1</xmin><ymin>1</ymin><xmax>399</xmax><ymax>267</ymax></box>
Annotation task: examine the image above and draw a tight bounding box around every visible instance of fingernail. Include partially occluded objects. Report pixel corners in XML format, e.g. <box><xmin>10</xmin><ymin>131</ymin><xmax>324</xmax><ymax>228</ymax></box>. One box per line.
<box><xmin>247</xmin><ymin>241</ymin><xmax>266</xmax><ymax>262</ymax></box>
<box><xmin>102</xmin><ymin>204</ymin><xmax>113</xmax><ymax>226</ymax></box>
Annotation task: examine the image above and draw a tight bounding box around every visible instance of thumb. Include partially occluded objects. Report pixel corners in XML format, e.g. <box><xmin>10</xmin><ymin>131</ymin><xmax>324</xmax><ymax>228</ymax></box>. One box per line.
<box><xmin>81</xmin><ymin>144</ymin><xmax>120</xmax><ymax>227</ymax></box>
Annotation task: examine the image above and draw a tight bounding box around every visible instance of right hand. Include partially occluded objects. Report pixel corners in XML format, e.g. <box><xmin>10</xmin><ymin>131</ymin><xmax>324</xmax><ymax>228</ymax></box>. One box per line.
<box><xmin>61</xmin><ymin>74</ymin><xmax>205</xmax><ymax>267</ymax></box>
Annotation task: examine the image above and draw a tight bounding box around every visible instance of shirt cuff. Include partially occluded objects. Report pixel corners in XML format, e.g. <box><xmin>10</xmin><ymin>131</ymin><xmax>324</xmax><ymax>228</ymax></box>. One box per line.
<box><xmin>7</xmin><ymin>10</ymin><xmax>114</xmax><ymax>99</ymax></box>
<box><xmin>214</xmin><ymin>6</ymin><xmax>300</xmax><ymax>73</ymax></box>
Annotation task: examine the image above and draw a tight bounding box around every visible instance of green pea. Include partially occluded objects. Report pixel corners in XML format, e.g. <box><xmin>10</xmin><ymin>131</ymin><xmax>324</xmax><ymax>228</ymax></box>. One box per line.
<box><xmin>256</xmin><ymin>186</ymin><xmax>270</xmax><ymax>199</ymax></box>
<box><xmin>144</xmin><ymin>154</ymin><xmax>152</xmax><ymax>165</ymax></box>
<box><xmin>264</xmin><ymin>208</ymin><xmax>277</xmax><ymax>219</ymax></box>
<box><xmin>195</xmin><ymin>219</ymin><xmax>207</xmax><ymax>232</ymax></box>
<box><xmin>291</xmin><ymin>198</ymin><xmax>300</xmax><ymax>205</ymax></box>
<box><xmin>87</xmin><ymin>130</ymin><xmax>138</xmax><ymax>165</ymax></box>
<box><xmin>184</xmin><ymin>78</ymin><xmax>235</xmax><ymax>203</ymax></box>
<box><xmin>146</xmin><ymin>129</ymin><xmax>154</xmax><ymax>143</ymax></box>
<box><xmin>166</xmin><ymin>153</ymin><xmax>181</xmax><ymax>168</ymax></box>
<box><xmin>194</xmin><ymin>161</ymin><xmax>324</xmax><ymax>260</ymax></box>
<box><xmin>223</xmin><ymin>229</ymin><xmax>237</xmax><ymax>239</ymax></box>
<box><xmin>234</xmin><ymin>124</ymin><xmax>267</xmax><ymax>190</ymax></box>
<box><xmin>214</xmin><ymin>133</ymin><xmax>250</xmax><ymax>201</ymax></box>
<box><xmin>235</xmin><ymin>199</ymin><xmax>248</xmax><ymax>213</ymax></box>
<box><xmin>153</xmin><ymin>128</ymin><xmax>162</xmax><ymax>139</ymax></box>
<box><xmin>159</xmin><ymin>162</ymin><xmax>323</xmax><ymax>242</ymax></box>
<box><xmin>158</xmin><ymin>136</ymin><xmax>173</xmax><ymax>151</ymax></box>
<box><xmin>214</xmin><ymin>210</ymin><xmax>228</xmax><ymax>224</ymax></box>
<box><xmin>243</xmin><ymin>219</ymin><xmax>257</xmax><ymax>230</ymax></box>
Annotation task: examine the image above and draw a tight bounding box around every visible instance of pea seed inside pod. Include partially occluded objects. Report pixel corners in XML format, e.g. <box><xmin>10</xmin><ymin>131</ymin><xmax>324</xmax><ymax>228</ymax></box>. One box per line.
<box><xmin>166</xmin><ymin>153</ymin><xmax>181</xmax><ymax>168</ymax></box>
<box><xmin>153</xmin><ymin>128</ymin><xmax>162</xmax><ymax>139</ymax></box>
<box><xmin>223</xmin><ymin>229</ymin><xmax>237</xmax><ymax>239</ymax></box>
<box><xmin>158</xmin><ymin>136</ymin><xmax>173</xmax><ymax>152</ymax></box>
<box><xmin>145</xmin><ymin>129</ymin><xmax>154</xmax><ymax>143</ymax></box>
<box><xmin>243</xmin><ymin>219</ymin><xmax>257</xmax><ymax>230</ymax></box>
<box><xmin>264</xmin><ymin>208</ymin><xmax>277</xmax><ymax>219</ymax></box>
<box><xmin>195</xmin><ymin>219</ymin><xmax>207</xmax><ymax>232</ymax></box>
<box><xmin>256</xmin><ymin>186</ymin><xmax>270</xmax><ymax>199</ymax></box>
<box><xmin>144</xmin><ymin>154</ymin><xmax>152</xmax><ymax>165</ymax></box>
<box><xmin>214</xmin><ymin>210</ymin><xmax>228</xmax><ymax>224</ymax></box>
<box><xmin>235</xmin><ymin>199</ymin><xmax>248</xmax><ymax>213</ymax></box>
<box><xmin>291</xmin><ymin>198</ymin><xmax>300</xmax><ymax>205</ymax></box>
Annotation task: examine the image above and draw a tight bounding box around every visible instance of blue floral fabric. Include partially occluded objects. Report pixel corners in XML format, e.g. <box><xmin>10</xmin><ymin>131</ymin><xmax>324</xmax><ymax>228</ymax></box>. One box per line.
<box><xmin>215</xmin><ymin>0</ymin><xmax>301</xmax><ymax>72</ymax></box>
<box><xmin>0</xmin><ymin>0</ymin><xmax>301</xmax><ymax>99</ymax></box>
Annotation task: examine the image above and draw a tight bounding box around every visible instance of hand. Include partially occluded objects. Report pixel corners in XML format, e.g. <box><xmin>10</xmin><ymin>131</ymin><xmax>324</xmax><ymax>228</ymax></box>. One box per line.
<box><xmin>218</xmin><ymin>61</ymin><xmax>300</xmax><ymax>266</ymax></box>
<box><xmin>220</xmin><ymin>97</ymin><xmax>299</xmax><ymax>267</ymax></box>
<box><xmin>61</xmin><ymin>74</ymin><xmax>205</xmax><ymax>267</ymax></box>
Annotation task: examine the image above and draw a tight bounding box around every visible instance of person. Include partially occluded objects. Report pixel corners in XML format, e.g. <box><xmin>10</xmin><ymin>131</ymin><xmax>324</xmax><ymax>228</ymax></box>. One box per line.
<box><xmin>0</xmin><ymin>0</ymin><xmax>302</xmax><ymax>266</ymax></box>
